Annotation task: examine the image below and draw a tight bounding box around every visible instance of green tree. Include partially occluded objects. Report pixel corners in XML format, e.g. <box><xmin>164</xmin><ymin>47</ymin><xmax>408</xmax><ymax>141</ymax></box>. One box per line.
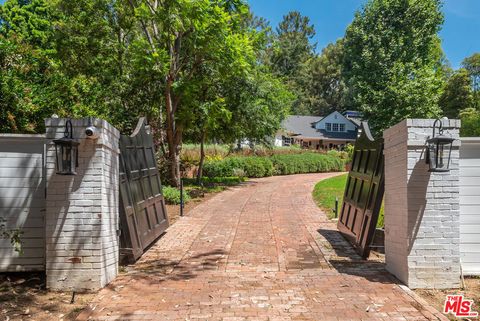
<box><xmin>459</xmin><ymin>108</ymin><xmax>480</xmax><ymax>137</ymax></box>
<box><xmin>1</xmin><ymin>0</ymin><xmax>153</xmax><ymax>133</ymax></box>
<box><xmin>129</xmin><ymin>0</ymin><xmax>256</xmax><ymax>186</ymax></box>
<box><xmin>439</xmin><ymin>68</ymin><xmax>473</xmax><ymax>118</ymax></box>
<box><xmin>227</xmin><ymin>69</ymin><xmax>293</xmax><ymax>145</ymax></box>
<box><xmin>462</xmin><ymin>53</ymin><xmax>480</xmax><ymax>108</ymax></box>
<box><xmin>343</xmin><ymin>0</ymin><xmax>445</xmax><ymax>133</ymax></box>
<box><xmin>270</xmin><ymin>11</ymin><xmax>316</xmax><ymax>78</ymax></box>
<box><xmin>1</xmin><ymin>0</ymin><xmax>293</xmax><ymax>187</ymax></box>
<box><xmin>0</xmin><ymin>0</ymin><xmax>60</xmax><ymax>133</ymax></box>
<box><xmin>270</xmin><ymin>11</ymin><xmax>316</xmax><ymax>115</ymax></box>
<box><xmin>300</xmin><ymin>39</ymin><xmax>347</xmax><ymax>116</ymax></box>
<box><xmin>53</xmin><ymin>0</ymin><xmax>164</xmax><ymax>132</ymax></box>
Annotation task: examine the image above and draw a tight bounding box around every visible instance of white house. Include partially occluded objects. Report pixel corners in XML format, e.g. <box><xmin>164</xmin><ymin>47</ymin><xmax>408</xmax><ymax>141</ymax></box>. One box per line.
<box><xmin>274</xmin><ymin>111</ymin><xmax>361</xmax><ymax>150</ymax></box>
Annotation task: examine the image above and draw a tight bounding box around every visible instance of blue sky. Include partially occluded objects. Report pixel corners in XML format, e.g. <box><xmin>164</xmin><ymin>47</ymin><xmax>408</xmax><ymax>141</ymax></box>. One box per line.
<box><xmin>248</xmin><ymin>0</ymin><xmax>480</xmax><ymax>68</ymax></box>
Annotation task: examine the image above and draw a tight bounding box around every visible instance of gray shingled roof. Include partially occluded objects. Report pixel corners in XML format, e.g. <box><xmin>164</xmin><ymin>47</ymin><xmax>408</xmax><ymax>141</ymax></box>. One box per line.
<box><xmin>281</xmin><ymin>115</ymin><xmax>323</xmax><ymax>137</ymax></box>
<box><xmin>346</xmin><ymin>117</ymin><xmax>362</xmax><ymax>127</ymax></box>
<box><xmin>281</xmin><ymin>115</ymin><xmax>358</xmax><ymax>140</ymax></box>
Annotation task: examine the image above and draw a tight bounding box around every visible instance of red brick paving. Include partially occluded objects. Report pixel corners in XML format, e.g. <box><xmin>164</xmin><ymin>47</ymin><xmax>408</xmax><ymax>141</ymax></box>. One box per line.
<box><xmin>77</xmin><ymin>173</ymin><xmax>447</xmax><ymax>321</ymax></box>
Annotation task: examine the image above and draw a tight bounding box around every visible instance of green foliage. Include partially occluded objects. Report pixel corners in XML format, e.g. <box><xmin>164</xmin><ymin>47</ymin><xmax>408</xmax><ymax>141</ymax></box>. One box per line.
<box><xmin>439</xmin><ymin>68</ymin><xmax>474</xmax><ymax>118</ymax></box>
<box><xmin>204</xmin><ymin>156</ymin><xmax>274</xmax><ymax>178</ymax></box>
<box><xmin>299</xmin><ymin>39</ymin><xmax>348</xmax><ymax>116</ymax></box>
<box><xmin>312</xmin><ymin>174</ymin><xmax>347</xmax><ymax>219</ymax></box>
<box><xmin>221</xmin><ymin>69</ymin><xmax>294</xmax><ymax>145</ymax></box>
<box><xmin>270</xmin><ymin>153</ymin><xmax>344</xmax><ymax>175</ymax></box>
<box><xmin>0</xmin><ymin>218</ymin><xmax>23</xmax><ymax>254</ymax></box>
<box><xmin>326</xmin><ymin>149</ymin><xmax>349</xmax><ymax>161</ymax></box>
<box><xmin>459</xmin><ymin>108</ymin><xmax>480</xmax><ymax>137</ymax></box>
<box><xmin>180</xmin><ymin>144</ymin><xmax>229</xmax><ymax>168</ymax></box>
<box><xmin>462</xmin><ymin>53</ymin><xmax>480</xmax><ymax>109</ymax></box>
<box><xmin>344</xmin><ymin>144</ymin><xmax>355</xmax><ymax>163</ymax></box>
<box><xmin>183</xmin><ymin>176</ymin><xmax>246</xmax><ymax>186</ymax></box>
<box><xmin>0</xmin><ymin>0</ymin><xmax>161</xmax><ymax>133</ymax></box>
<box><xmin>0</xmin><ymin>0</ymin><xmax>59</xmax><ymax>133</ymax></box>
<box><xmin>343</xmin><ymin>0</ymin><xmax>445</xmax><ymax>133</ymax></box>
<box><xmin>270</xmin><ymin>11</ymin><xmax>316</xmax><ymax>78</ymax></box>
<box><xmin>232</xmin><ymin>145</ymin><xmax>304</xmax><ymax>157</ymax></box>
<box><xmin>268</xmin><ymin>11</ymin><xmax>316</xmax><ymax>115</ymax></box>
<box><xmin>203</xmin><ymin>153</ymin><xmax>344</xmax><ymax>178</ymax></box>
<box><xmin>162</xmin><ymin>186</ymin><xmax>191</xmax><ymax>205</ymax></box>
<box><xmin>0</xmin><ymin>0</ymin><xmax>296</xmax><ymax>186</ymax></box>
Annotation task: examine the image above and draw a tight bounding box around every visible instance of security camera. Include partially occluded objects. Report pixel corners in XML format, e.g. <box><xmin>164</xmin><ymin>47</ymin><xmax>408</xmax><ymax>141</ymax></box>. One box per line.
<box><xmin>85</xmin><ymin>126</ymin><xmax>99</xmax><ymax>139</ymax></box>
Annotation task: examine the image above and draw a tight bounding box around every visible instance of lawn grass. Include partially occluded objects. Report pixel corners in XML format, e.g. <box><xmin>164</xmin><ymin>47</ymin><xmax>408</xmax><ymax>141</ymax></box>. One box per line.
<box><xmin>312</xmin><ymin>173</ymin><xmax>384</xmax><ymax>227</ymax></box>
<box><xmin>312</xmin><ymin>174</ymin><xmax>347</xmax><ymax>219</ymax></box>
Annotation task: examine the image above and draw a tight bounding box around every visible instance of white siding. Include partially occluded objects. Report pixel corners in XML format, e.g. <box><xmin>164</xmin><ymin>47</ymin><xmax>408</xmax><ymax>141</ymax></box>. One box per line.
<box><xmin>314</xmin><ymin>111</ymin><xmax>356</xmax><ymax>132</ymax></box>
<box><xmin>0</xmin><ymin>134</ymin><xmax>46</xmax><ymax>271</ymax></box>
<box><xmin>274</xmin><ymin>134</ymin><xmax>283</xmax><ymax>147</ymax></box>
<box><xmin>460</xmin><ymin>138</ymin><xmax>480</xmax><ymax>276</ymax></box>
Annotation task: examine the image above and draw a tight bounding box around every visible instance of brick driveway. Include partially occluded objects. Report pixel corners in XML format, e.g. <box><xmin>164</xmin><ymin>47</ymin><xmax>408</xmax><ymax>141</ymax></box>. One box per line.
<box><xmin>78</xmin><ymin>173</ymin><xmax>446</xmax><ymax>321</ymax></box>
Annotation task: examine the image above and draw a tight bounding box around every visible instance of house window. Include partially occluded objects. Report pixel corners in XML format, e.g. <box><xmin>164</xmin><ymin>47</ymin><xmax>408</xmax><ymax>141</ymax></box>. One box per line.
<box><xmin>339</xmin><ymin>124</ymin><xmax>345</xmax><ymax>132</ymax></box>
<box><xmin>282</xmin><ymin>136</ymin><xmax>292</xmax><ymax>146</ymax></box>
<box><xmin>326</xmin><ymin>123</ymin><xmax>332</xmax><ymax>131</ymax></box>
<box><xmin>332</xmin><ymin>123</ymin><xmax>339</xmax><ymax>132</ymax></box>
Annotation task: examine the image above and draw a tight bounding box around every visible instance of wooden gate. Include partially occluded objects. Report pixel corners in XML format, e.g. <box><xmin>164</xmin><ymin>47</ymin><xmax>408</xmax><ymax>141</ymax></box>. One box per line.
<box><xmin>119</xmin><ymin>118</ymin><xmax>169</xmax><ymax>262</ymax></box>
<box><xmin>337</xmin><ymin>122</ymin><xmax>384</xmax><ymax>258</ymax></box>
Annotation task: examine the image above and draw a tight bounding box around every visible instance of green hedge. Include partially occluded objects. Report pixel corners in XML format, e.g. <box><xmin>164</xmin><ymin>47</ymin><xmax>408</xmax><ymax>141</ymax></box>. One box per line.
<box><xmin>203</xmin><ymin>156</ymin><xmax>273</xmax><ymax>178</ymax></box>
<box><xmin>203</xmin><ymin>153</ymin><xmax>344</xmax><ymax>178</ymax></box>
<box><xmin>162</xmin><ymin>186</ymin><xmax>191</xmax><ymax>205</ymax></box>
<box><xmin>271</xmin><ymin>153</ymin><xmax>344</xmax><ymax>175</ymax></box>
<box><xmin>183</xmin><ymin>176</ymin><xmax>247</xmax><ymax>186</ymax></box>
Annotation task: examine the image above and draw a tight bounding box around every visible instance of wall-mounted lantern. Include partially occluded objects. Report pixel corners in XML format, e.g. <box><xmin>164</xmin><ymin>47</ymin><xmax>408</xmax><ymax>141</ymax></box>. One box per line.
<box><xmin>426</xmin><ymin>119</ymin><xmax>455</xmax><ymax>172</ymax></box>
<box><xmin>53</xmin><ymin>119</ymin><xmax>79</xmax><ymax>175</ymax></box>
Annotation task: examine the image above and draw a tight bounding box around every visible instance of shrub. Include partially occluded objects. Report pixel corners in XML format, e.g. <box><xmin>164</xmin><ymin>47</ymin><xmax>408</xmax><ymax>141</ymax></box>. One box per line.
<box><xmin>271</xmin><ymin>153</ymin><xmax>344</xmax><ymax>175</ymax></box>
<box><xmin>162</xmin><ymin>186</ymin><xmax>191</xmax><ymax>205</ymax></box>
<box><xmin>203</xmin><ymin>156</ymin><xmax>274</xmax><ymax>178</ymax></box>
<box><xmin>232</xmin><ymin>168</ymin><xmax>246</xmax><ymax>179</ymax></box>
<box><xmin>327</xmin><ymin>149</ymin><xmax>349</xmax><ymax>160</ymax></box>
<box><xmin>183</xmin><ymin>176</ymin><xmax>246</xmax><ymax>186</ymax></box>
<box><xmin>204</xmin><ymin>153</ymin><xmax>344</xmax><ymax>178</ymax></box>
<box><xmin>179</xmin><ymin>144</ymin><xmax>229</xmax><ymax>174</ymax></box>
<box><xmin>230</xmin><ymin>145</ymin><xmax>314</xmax><ymax>157</ymax></box>
<box><xmin>344</xmin><ymin>144</ymin><xmax>355</xmax><ymax>163</ymax></box>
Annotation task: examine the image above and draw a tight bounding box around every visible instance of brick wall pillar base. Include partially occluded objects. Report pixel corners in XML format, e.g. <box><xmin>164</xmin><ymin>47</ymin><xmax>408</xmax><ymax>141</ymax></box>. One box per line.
<box><xmin>45</xmin><ymin>118</ymin><xmax>120</xmax><ymax>291</ymax></box>
<box><xmin>383</xmin><ymin>119</ymin><xmax>461</xmax><ymax>289</ymax></box>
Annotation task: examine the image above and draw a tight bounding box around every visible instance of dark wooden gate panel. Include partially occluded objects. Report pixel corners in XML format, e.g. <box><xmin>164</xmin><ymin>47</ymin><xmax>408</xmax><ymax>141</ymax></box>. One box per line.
<box><xmin>337</xmin><ymin>122</ymin><xmax>384</xmax><ymax>258</ymax></box>
<box><xmin>119</xmin><ymin>118</ymin><xmax>169</xmax><ymax>261</ymax></box>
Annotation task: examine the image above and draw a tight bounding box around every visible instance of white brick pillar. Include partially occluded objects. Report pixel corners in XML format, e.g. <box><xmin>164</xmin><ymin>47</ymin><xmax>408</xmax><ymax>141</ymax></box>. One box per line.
<box><xmin>383</xmin><ymin>119</ymin><xmax>461</xmax><ymax>289</ymax></box>
<box><xmin>45</xmin><ymin>118</ymin><xmax>120</xmax><ymax>291</ymax></box>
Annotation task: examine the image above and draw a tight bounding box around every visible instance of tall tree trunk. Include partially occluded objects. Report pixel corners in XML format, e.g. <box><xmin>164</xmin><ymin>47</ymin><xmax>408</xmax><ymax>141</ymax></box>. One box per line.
<box><xmin>165</xmin><ymin>77</ymin><xmax>181</xmax><ymax>187</ymax></box>
<box><xmin>196</xmin><ymin>129</ymin><xmax>206</xmax><ymax>184</ymax></box>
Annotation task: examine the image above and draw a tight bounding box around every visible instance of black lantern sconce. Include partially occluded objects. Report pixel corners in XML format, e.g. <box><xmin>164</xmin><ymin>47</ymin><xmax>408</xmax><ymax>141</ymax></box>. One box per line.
<box><xmin>426</xmin><ymin>119</ymin><xmax>455</xmax><ymax>172</ymax></box>
<box><xmin>53</xmin><ymin>119</ymin><xmax>80</xmax><ymax>175</ymax></box>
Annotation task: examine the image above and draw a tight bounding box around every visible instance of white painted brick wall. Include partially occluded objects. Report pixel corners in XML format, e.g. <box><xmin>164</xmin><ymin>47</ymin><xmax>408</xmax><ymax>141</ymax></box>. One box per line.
<box><xmin>384</xmin><ymin>119</ymin><xmax>461</xmax><ymax>289</ymax></box>
<box><xmin>45</xmin><ymin>118</ymin><xmax>120</xmax><ymax>291</ymax></box>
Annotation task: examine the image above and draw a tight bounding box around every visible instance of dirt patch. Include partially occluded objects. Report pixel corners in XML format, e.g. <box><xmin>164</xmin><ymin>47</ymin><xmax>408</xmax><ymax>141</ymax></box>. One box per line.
<box><xmin>0</xmin><ymin>273</ymin><xmax>96</xmax><ymax>321</ymax></box>
<box><xmin>414</xmin><ymin>277</ymin><xmax>480</xmax><ymax>320</ymax></box>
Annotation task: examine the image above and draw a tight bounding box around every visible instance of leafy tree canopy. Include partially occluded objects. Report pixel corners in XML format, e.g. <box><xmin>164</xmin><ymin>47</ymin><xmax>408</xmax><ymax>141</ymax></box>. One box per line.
<box><xmin>299</xmin><ymin>39</ymin><xmax>348</xmax><ymax>116</ymax></box>
<box><xmin>342</xmin><ymin>0</ymin><xmax>445</xmax><ymax>133</ymax></box>
<box><xmin>439</xmin><ymin>68</ymin><xmax>473</xmax><ymax>118</ymax></box>
<box><xmin>460</xmin><ymin>107</ymin><xmax>480</xmax><ymax>137</ymax></box>
<box><xmin>462</xmin><ymin>52</ymin><xmax>480</xmax><ymax>108</ymax></box>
